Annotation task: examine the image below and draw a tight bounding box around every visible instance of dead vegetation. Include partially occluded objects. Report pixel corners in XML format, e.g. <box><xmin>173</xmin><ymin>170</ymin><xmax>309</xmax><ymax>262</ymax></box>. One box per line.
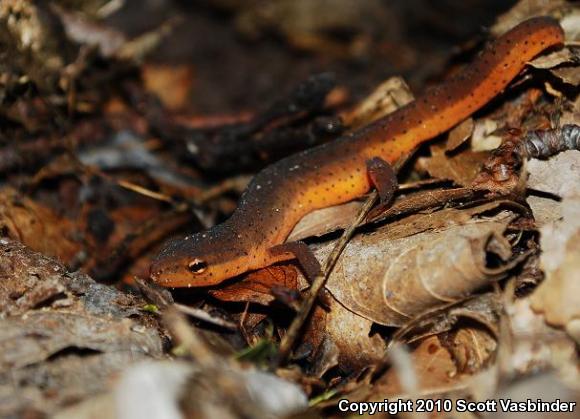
<box><xmin>1</xmin><ymin>0</ymin><xmax>579</xmax><ymax>418</ymax></box>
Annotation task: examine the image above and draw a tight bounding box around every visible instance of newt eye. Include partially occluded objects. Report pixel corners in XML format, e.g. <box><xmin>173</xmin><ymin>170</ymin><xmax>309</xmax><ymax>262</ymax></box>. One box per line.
<box><xmin>188</xmin><ymin>259</ymin><xmax>207</xmax><ymax>274</ymax></box>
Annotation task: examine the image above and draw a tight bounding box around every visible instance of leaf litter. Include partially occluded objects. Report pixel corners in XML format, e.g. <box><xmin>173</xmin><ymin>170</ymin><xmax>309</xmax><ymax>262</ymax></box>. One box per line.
<box><xmin>1</xmin><ymin>0</ymin><xmax>580</xmax><ymax>417</ymax></box>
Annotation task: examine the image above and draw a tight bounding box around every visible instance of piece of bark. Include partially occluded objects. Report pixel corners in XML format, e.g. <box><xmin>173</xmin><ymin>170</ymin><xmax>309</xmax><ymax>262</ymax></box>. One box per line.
<box><xmin>0</xmin><ymin>238</ymin><xmax>163</xmax><ymax>417</ymax></box>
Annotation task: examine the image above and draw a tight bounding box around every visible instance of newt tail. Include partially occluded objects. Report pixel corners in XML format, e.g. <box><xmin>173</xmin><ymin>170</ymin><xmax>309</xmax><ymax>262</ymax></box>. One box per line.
<box><xmin>150</xmin><ymin>17</ymin><xmax>564</xmax><ymax>287</ymax></box>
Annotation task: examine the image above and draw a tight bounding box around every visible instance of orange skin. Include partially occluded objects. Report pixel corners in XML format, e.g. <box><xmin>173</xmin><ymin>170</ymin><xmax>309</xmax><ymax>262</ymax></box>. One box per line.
<box><xmin>150</xmin><ymin>17</ymin><xmax>564</xmax><ymax>287</ymax></box>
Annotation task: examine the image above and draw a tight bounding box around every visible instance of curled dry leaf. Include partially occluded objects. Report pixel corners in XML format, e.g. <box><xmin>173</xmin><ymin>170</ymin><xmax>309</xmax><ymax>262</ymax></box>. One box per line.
<box><xmin>391</xmin><ymin>293</ymin><xmax>502</xmax><ymax>347</ymax></box>
<box><xmin>313</xmin><ymin>203</ymin><xmax>520</xmax><ymax>326</ymax></box>
<box><xmin>288</xmin><ymin>200</ymin><xmax>363</xmax><ymax>242</ymax></box>
<box><xmin>289</xmin><ymin>187</ymin><xmax>479</xmax><ymax>243</ymax></box>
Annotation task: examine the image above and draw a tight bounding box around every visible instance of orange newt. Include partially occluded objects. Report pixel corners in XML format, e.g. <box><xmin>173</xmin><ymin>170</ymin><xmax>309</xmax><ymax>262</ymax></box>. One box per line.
<box><xmin>150</xmin><ymin>17</ymin><xmax>564</xmax><ymax>287</ymax></box>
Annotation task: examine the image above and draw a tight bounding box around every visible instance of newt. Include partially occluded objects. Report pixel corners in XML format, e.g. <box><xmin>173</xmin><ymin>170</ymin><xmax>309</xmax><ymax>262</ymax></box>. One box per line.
<box><xmin>150</xmin><ymin>17</ymin><xmax>564</xmax><ymax>287</ymax></box>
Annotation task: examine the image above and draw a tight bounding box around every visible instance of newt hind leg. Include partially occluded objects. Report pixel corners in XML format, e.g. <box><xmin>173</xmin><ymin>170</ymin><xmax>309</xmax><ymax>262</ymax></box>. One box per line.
<box><xmin>366</xmin><ymin>157</ymin><xmax>398</xmax><ymax>218</ymax></box>
<box><xmin>366</xmin><ymin>157</ymin><xmax>398</xmax><ymax>205</ymax></box>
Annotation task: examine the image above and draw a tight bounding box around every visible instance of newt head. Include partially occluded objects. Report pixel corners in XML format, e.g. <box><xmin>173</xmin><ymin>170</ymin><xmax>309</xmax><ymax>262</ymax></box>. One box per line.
<box><xmin>149</xmin><ymin>225</ymin><xmax>252</xmax><ymax>287</ymax></box>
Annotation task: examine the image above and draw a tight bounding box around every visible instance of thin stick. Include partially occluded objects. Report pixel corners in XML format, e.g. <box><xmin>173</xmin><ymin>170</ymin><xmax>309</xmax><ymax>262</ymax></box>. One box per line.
<box><xmin>174</xmin><ymin>303</ymin><xmax>237</xmax><ymax>330</ymax></box>
<box><xmin>276</xmin><ymin>191</ymin><xmax>379</xmax><ymax>365</ymax></box>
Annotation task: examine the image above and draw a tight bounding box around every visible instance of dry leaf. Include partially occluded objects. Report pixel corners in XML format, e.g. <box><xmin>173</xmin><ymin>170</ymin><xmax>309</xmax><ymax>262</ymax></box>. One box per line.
<box><xmin>502</xmin><ymin>297</ymin><xmax>577</xmax><ymax>376</ymax></box>
<box><xmin>322</xmin><ymin>295</ymin><xmax>387</xmax><ymax>369</ymax></box>
<box><xmin>288</xmin><ymin>200</ymin><xmax>362</xmax><ymax>241</ymax></box>
<box><xmin>142</xmin><ymin>64</ymin><xmax>195</xmax><ymax>111</ymax></box>
<box><xmin>471</xmin><ymin>119</ymin><xmax>502</xmax><ymax>152</ymax></box>
<box><xmin>446</xmin><ymin>118</ymin><xmax>474</xmax><ymax>152</ymax></box>
<box><xmin>392</xmin><ymin>293</ymin><xmax>502</xmax><ymax>347</ymax></box>
<box><xmin>490</xmin><ymin>0</ymin><xmax>567</xmax><ymax>36</ymax></box>
<box><xmin>313</xmin><ymin>203</ymin><xmax>519</xmax><ymax>326</ymax></box>
<box><xmin>418</xmin><ymin>143</ymin><xmax>488</xmax><ymax>186</ymax></box>
<box><xmin>341</xmin><ymin>76</ymin><xmax>414</xmax><ymax>129</ymax></box>
<box><xmin>531</xmin><ymin>207</ymin><xmax>580</xmax><ymax>334</ymax></box>
<box><xmin>209</xmin><ymin>265</ymin><xmax>298</xmax><ymax>305</ymax></box>
<box><xmin>526</xmin><ymin>195</ymin><xmax>562</xmax><ymax>228</ymax></box>
<box><xmin>524</xmin><ymin>151</ymin><xmax>580</xmax><ymax>340</ymax></box>
<box><xmin>0</xmin><ymin>187</ymin><xmax>81</xmax><ymax>266</ymax></box>
<box><xmin>371</xmin><ymin>336</ymin><xmax>464</xmax><ymax>398</ymax></box>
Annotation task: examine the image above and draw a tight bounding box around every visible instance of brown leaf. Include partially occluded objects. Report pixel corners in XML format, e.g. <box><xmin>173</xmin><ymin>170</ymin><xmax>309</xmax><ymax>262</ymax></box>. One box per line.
<box><xmin>0</xmin><ymin>187</ymin><xmax>81</xmax><ymax>266</ymax></box>
<box><xmin>320</xmin><ymin>295</ymin><xmax>387</xmax><ymax>370</ymax></box>
<box><xmin>443</xmin><ymin>327</ymin><xmax>497</xmax><ymax>373</ymax></box>
<box><xmin>142</xmin><ymin>64</ymin><xmax>195</xmax><ymax>111</ymax></box>
<box><xmin>371</xmin><ymin>336</ymin><xmax>463</xmax><ymax>397</ymax></box>
<box><xmin>341</xmin><ymin>76</ymin><xmax>414</xmax><ymax>129</ymax></box>
<box><xmin>392</xmin><ymin>293</ymin><xmax>502</xmax><ymax>347</ymax></box>
<box><xmin>288</xmin><ymin>200</ymin><xmax>362</xmax><ymax>241</ymax></box>
<box><xmin>446</xmin><ymin>118</ymin><xmax>474</xmax><ymax>152</ymax></box>
<box><xmin>289</xmin><ymin>187</ymin><xmax>478</xmax><ymax>242</ymax></box>
<box><xmin>315</xmin><ymin>203</ymin><xmax>520</xmax><ymax>326</ymax></box>
<box><xmin>418</xmin><ymin>143</ymin><xmax>488</xmax><ymax>186</ymax></box>
<box><xmin>209</xmin><ymin>265</ymin><xmax>298</xmax><ymax>305</ymax></box>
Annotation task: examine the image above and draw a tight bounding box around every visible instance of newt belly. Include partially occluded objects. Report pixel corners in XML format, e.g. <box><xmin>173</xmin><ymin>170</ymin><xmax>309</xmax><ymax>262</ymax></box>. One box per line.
<box><xmin>150</xmin><ymin>17</ymin><xmax>564</xmax><ymax>287</ymax></box>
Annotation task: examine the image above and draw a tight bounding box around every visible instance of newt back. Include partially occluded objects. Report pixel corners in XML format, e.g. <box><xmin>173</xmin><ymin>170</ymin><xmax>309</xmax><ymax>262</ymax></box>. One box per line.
<box><xmin>151</xmin><ymin>17</ymin><xmax>564</xmax><ymax>287</ymax></box>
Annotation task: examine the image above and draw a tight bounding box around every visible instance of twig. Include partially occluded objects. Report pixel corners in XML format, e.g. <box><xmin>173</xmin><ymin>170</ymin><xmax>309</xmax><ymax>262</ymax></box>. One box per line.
<box><xmin>276</xmin><ymin>190</ymin><xmax>379</xmax><ymax>365</ymax></box>
<box><xmin>163</xmin><ymin>306</ymin><xmax>218</xmax><ymax>364</ymax></box>
<box><xmin>116</xmin><ymin>178</ymin><xmax>176</xmax><ymax>203</ymax></box>
<box><xmin>174</xmin><ymin>303</ymin><xmax>237</xmax><ymax>330</ymax></box>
